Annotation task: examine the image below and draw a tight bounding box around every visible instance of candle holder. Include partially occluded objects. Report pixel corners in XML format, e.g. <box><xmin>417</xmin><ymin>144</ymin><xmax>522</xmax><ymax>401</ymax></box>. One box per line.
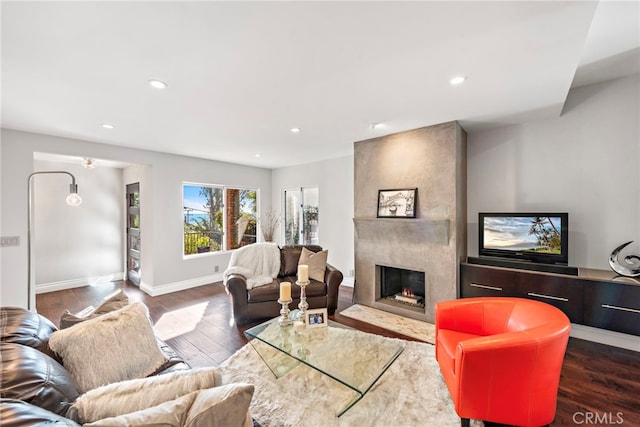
<box><xmin>296</xmin><ymin>339</ymin><xmax>310</xmax><ymax>361</ymax></box>
<box><xmin>280</xmin><ymin>329</ymin><xmax>292</xmax><ymax>352</ymax></box>
<box><xmin>277</xmin><ymin>298</ymin><xmax>292</xmax><ymax>327</ymax></box>
<box><xmin>295</xmin><ymin>280</ymin><xmax>310</xmax><ymax>323</ymax></box>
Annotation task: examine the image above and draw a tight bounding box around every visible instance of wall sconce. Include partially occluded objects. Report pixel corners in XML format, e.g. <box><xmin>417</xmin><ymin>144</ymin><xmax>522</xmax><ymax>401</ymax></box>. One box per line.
<box><xmin>27</xmin><ymin>171</ymin><xmax>82</xmax><ymax>310</ymax></box>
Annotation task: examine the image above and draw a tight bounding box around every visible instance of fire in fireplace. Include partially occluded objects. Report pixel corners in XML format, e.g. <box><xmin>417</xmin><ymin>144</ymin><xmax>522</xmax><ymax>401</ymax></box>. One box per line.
<box><xmin>377</xmin><ymin>265</ymin><xmax>425</xmax><ymax>309</ymax></box>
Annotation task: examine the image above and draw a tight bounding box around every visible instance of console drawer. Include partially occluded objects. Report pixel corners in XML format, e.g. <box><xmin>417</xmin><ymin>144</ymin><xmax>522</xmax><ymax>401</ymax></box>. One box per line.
<box><xmin>460</xmin><ymin>264</ymin><xmax>518</xmax><ymax>298</ymax></box>
<box><xmin>516</xmin><ymin>274</ymin><xmax>583</xmax><ymax>323</ymax></box>
<box><xmin>584</xmin><ymin>281</ymin><xmax>640</xmax><ymax>336</ymax></box>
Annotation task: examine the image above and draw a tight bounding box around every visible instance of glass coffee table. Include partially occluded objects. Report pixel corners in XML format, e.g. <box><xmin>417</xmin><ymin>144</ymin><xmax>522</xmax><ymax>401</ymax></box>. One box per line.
<box><xmin>244</xmin><ymin>317</ymin><xmax>404</xmax><ymax>416</ymax></box>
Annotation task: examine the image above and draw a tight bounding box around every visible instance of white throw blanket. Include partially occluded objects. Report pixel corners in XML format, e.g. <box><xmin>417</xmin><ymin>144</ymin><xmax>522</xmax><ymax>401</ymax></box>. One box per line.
<box><xmin>223</xmin><ymin>242</ymin><xmax>281</xmax><ymax>290</ymax></box>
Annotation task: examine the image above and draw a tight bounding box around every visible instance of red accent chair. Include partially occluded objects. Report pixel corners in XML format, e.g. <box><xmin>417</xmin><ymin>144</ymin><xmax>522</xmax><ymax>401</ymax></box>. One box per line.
<box><xmin>435</xmin><ymin>297</ymin><xmax>571</xmax><ymax>426</ymax></box>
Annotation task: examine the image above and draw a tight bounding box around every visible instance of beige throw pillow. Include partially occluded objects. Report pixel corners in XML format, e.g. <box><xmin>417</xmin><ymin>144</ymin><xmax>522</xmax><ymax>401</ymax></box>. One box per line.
<box><xmin>298</xmin><ymin>247</ymin><xmax>328</xmax><ymax>282</ymax></box>
<box><xmin>48</xmin><ymin>302</ymin><xmax>167</xmax><ymax>393</ymax></box>
<box><xmin>70</xmin><ymin>367</ymin><xmax>222</xmax><ymax>423</ymax></box>
<box><xmin>60</xmin><ymin>289</ymin><xmax>129</xmax><ymax>329</ymax></box>
<box><xmin>185</xmin><ymin>383</ymin><xmax>255</xmax><ymax>427</ymax></box>
<box><xmin>82</xmin><ymin>392</ymin><xmax>197</xmax><ymax>427</ymax></box>
<box><xmin>82</xmin><ymin>384</ymin><xmax>254</xmax><ymax>427</ymax></box>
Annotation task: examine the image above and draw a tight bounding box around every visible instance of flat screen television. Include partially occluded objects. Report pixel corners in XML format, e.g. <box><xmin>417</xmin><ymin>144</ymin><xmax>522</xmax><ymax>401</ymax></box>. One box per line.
<box><xmin>479</xmin><ymin>212</ymin><xmax>569</xmax><ymax>265</ymax></box>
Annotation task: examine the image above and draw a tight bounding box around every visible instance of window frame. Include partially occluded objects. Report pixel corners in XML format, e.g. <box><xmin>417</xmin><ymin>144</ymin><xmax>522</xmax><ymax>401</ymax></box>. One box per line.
<box><xmin>182</xmin><ymin>182</ymin><xmax>259</xmax><ymax>258</ymax></box>
<box><xmin>282</xmin><ymin>186</ymin><xmax>319</xmax><ymax>246</ymax></box>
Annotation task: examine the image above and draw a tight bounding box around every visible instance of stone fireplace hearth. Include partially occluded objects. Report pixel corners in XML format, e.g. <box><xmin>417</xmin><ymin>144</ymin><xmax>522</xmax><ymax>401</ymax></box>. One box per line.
<box><xmin>353</xmin><ymin>122</ymin><xmax>467</xmax><ymax>323</ymax></box>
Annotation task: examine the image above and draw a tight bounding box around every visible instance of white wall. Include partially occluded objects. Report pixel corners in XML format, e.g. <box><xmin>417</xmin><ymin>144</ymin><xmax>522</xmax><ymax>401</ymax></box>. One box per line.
<box><xmin>0</xmin><ymin>137</ymin><xmax>3</xmax><ymax>304</ymax></box>
<box><xmin>272</xmin><ymin>155</ymin><xmax>354</xmax><ymax>284</ymax></box>
<box><xmin>146</xmin><ymin>153</ymin><xmax>272</xmax><ymax>289</ymax></box>
<box><xmin>467</xmin><ymin>74</ymin><xmax>640</xmax><ymax>270</ymax></box>
<box><xmin>33</xmin><ymin>159</ymin><xmax>124</xmax><ymax>291</ymax></box>
<box><xmin>0</xmin><ymin>129</ymin><xmax>272</xmax><ymax>308</ymax></box>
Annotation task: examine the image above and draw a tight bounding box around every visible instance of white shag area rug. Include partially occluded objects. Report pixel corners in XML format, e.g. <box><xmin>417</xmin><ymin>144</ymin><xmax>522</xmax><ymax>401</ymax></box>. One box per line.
<box><xmin>219</xmin><ymin>329</ymin><xmax>479</xmax><ymax>427</ymax></box>
<box><xmin>339</xmin><ymin>304</ymin><xmax>436</xmax><ymax>343</ymax></box>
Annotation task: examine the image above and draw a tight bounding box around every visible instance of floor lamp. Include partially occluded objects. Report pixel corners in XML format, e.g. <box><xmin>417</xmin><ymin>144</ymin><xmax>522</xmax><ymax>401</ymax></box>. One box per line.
<box><xmin>27</xmin><ymin>171</ymin><xmax>82</xmax><ymax>310</ymax></box>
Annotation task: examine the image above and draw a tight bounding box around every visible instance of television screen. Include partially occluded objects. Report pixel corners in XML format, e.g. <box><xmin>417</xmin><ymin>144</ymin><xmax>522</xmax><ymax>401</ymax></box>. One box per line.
<box><xmin>479</xmin><ymin>213</ymin><xmax>569</xmax><ymax>265</ymax></box>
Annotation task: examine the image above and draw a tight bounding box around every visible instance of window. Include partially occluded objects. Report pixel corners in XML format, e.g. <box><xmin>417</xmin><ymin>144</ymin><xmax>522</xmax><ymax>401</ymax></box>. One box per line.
<box><xmin>183</xmin><ymin>184</ymin><xmax>257</xmax><ymax>256</ymax></box>
<box><xmin>284</xmin><ymin>186</ymin><xmax>319</xmax><ymax>245</ymax></box>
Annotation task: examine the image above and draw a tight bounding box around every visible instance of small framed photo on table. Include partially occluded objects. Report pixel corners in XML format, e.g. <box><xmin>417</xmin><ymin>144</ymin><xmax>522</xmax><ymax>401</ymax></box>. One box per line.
<box><xmin>306</xmin><ymin>308</ymin><xmax>328</xmax><ymax>328</ymax></box>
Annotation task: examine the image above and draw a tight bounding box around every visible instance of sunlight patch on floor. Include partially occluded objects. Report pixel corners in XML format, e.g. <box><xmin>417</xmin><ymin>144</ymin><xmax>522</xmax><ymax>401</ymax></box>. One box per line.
<box><xmin>154</xmin><ymin>302</ymin><xmax>209</xmax><ymax>340</ymax></box>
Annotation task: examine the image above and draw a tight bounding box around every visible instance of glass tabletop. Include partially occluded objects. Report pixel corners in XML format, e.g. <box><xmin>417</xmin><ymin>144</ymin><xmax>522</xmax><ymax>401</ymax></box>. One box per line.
<box><xmin>244</xmin><ymin>317</ymin><xmax>404</xmax><ymax>416</ymax></box>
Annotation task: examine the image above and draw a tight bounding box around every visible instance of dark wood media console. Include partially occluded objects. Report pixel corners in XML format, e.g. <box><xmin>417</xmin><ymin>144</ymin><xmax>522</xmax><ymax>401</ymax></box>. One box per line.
<box><xmin>460</xmin><ymin>260</ymin><xmax>640</xmax><ymax>336</ymax></box>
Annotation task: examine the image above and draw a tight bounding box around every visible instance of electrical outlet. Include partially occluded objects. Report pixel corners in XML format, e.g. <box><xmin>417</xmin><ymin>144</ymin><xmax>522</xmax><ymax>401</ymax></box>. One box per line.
<box><xmin>214</xmin><ymin>265</ymin><xmax>219</xmax><ymax>273</ymax></box>
<box><xmin>0</xmin><ymin>236</ymin><xmax>20</xmax><ymax>247</ymax></box>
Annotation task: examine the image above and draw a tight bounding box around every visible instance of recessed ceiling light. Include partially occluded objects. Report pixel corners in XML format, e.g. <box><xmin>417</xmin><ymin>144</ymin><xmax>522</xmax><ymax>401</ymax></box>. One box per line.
<box><xmin>370</xmin><ymin>122</ymin><xmax>382</xmax><ymax>130</ymax></box>
<box><xmin>255</xmin><ymin>153</ymin><xmax>262</xmax><ymax>158</ymax></box>
<box><xmin>83</xmin><ymin>158</ymin><xmax>96</xmax><ymax>169</ymax></box>
<box><xmin>450</xmin><ymin>76</ymin><xmax>466</xmax><ymax>86</ymax></box>
<box><xmin>290</xmin><ymin>127</ymin><xmax>300</xmax><ymax>133</ymax></box>
<box><xmin>101</xmin><ymin>123</ymin><xmax>114</xmax><ymax>129</ymax></box>
<box><xmin>148</xmin><ymin>79</ymin><xmax>168</xmax><ymax>89</ymax></box>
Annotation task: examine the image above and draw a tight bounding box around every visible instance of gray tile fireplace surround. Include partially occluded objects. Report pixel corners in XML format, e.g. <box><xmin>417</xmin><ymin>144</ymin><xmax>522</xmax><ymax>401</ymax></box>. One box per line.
<box><xmin>353</xmin><ymin>121</ymin><xmax>467</xmax><ymax>323</ymax></box>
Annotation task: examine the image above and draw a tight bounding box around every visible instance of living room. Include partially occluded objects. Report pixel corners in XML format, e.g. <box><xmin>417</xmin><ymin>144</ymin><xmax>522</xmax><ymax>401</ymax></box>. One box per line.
<box><xmin>1</xmin><ymin>1</ymin><xmax>639</xmax><ymax>426</ymax></box>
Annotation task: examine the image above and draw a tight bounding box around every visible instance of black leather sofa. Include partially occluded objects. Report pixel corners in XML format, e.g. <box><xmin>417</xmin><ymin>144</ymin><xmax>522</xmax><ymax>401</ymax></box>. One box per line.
<box><xmin>0</xmin><ymin>306</ymin><xmax>188</xmax><ymax>426</ymax></box>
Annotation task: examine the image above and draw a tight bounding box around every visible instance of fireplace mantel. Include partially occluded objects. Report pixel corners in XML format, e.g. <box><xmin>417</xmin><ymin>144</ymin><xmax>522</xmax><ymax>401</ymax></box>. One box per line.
<box><xmin>353</xmin><ymin>217</ymin><xmax>450</xmax><ymax>245</ymax></box>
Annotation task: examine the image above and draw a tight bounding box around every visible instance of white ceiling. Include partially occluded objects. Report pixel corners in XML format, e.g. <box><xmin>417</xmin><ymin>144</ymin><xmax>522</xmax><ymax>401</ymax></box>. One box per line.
<box><xmin>2</xmin><ymin>1</ymin><xmax>639</xmax><ymax>169</ymax></box>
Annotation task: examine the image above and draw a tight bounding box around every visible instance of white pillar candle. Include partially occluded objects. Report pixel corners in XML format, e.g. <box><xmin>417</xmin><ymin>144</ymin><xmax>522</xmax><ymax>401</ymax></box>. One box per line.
<box><xmin>280</xmin><ymin>281</ymin><xmax>291</xmax><ymax>301</ymax></box>
<box><xmin>298</xmin><ymin>264</ymin><xmax>309</xmax><ymax>282</ymax></box>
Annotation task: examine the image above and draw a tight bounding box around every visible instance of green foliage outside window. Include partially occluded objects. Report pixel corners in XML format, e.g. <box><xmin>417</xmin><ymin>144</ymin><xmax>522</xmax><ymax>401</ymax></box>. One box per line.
<box><xmin>183</xmin><ymin>184</ymin><xmax>257</xmax><ymax>255</ymax></box>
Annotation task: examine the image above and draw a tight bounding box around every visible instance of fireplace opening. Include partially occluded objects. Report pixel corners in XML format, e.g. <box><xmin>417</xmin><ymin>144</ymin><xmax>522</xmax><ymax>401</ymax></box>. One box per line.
<box><xmin>377</xmin><ymin>265</ymin><xmax>425</xmax><ymax>310</ymax></box>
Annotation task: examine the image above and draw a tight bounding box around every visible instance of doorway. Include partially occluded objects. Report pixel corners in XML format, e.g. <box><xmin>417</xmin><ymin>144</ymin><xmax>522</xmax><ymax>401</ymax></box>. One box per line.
<box><xmin>283</xmin><ymin>186</ymin><xmax>319</xmax><ymax>245</ymax></box>
<box><xmin>126</xmin><ymin>183</ymin><xmax>141</xmax><ymax>286</ymax></box>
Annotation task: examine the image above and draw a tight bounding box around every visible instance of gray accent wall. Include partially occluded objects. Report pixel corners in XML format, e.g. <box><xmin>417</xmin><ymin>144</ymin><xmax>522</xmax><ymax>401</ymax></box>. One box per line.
<box><xmin>353</xmin><ymin>122</ymin><xmax>467</xmax><ymax>323</ymax></box>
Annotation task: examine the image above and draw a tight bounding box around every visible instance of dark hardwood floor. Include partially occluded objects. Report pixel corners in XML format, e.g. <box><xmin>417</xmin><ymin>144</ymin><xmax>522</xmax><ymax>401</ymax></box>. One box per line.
<box><xmin>37</xmin><ymin>281</ymin><xmax>640</xmax><ymax>426</ymax></box>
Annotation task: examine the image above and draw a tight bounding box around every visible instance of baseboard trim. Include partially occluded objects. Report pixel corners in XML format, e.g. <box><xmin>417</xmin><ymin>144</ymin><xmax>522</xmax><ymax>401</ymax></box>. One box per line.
<box><xmin>38</xmin><ymin>271</ymin><xmax>356</xmax><ymax>300</ymax></box>
<box><xmin>36</xmin><ymin>272</ymin><xmax>126</xmax><ymax>294</ymax></box>
<box><xmin>570</xmin><ymin>323</ymin><xmax>640</xmax><ymax>352</ymax></box>
<box><xmin>342</xmin><ymin>277</ymin><xmax>355</xmax><ymax>288</ymax></box>
<box><xmin>141</xmin><ymin>273</ymin><xmax>223</xmax><ymax>297</ymax></box>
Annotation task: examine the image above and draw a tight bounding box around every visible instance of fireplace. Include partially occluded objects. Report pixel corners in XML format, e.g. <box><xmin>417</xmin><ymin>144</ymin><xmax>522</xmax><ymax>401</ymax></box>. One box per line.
<box><xmin>377</xmin><ymin>265</ymin><xmax>425</xmax><ymax>312</ymax></box>
<box><xmin>353</xmin><ymin>122</ymin><xmax>467</xmax><ymax>323</ymax></box>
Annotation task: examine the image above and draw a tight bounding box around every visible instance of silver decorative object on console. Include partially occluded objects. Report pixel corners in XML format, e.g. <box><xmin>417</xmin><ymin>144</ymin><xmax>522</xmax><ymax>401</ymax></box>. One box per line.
<box><xmin>296</xmin><ymin>280</ymin><xmax>310</xmax><ymax>322</ymax></box>
<box><xmin>277</xmin><ymin>298</ymin><xmax>292</xmax><ymax>327</ymax></box>
<box><xmin>609</xmin><ymin>241</ymin><xmax>640</xmax><ymax>277</ymax></box>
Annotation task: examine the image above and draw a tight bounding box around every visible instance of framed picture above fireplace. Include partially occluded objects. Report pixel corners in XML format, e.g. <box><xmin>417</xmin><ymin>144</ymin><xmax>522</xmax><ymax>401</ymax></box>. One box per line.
<box><xmin>377</xmin><ymin>188</ymin><xmax>417</xmax><ymax>218</ymax></box>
